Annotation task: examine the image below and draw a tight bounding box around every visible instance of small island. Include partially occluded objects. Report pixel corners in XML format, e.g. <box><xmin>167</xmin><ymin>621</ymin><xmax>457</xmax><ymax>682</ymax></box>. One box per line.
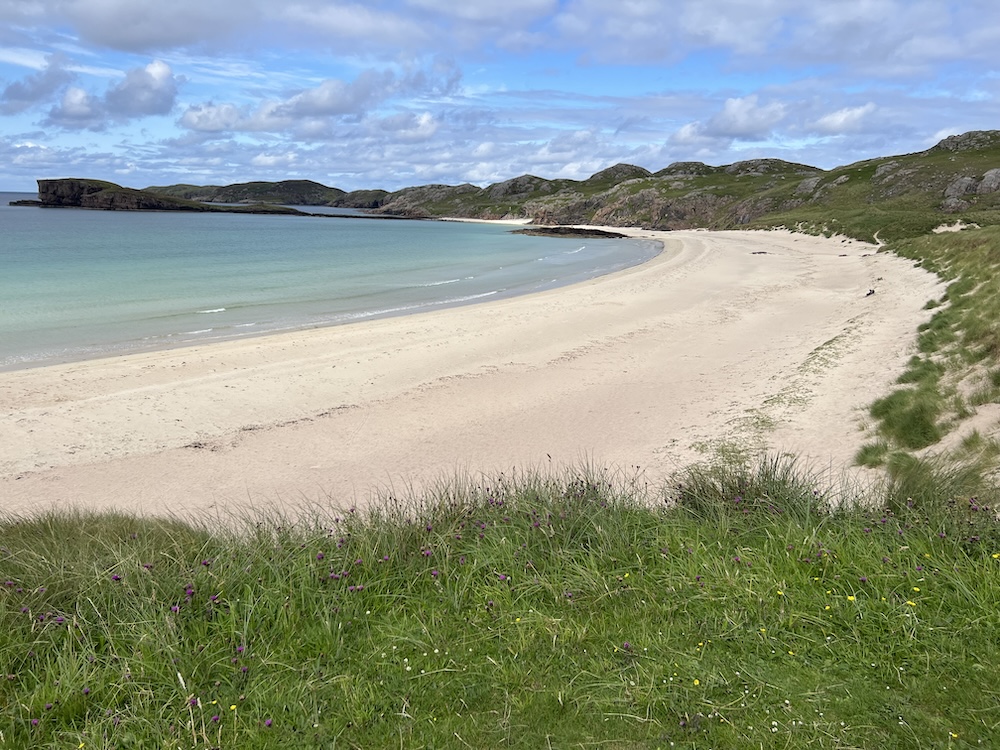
<box><xmin>11</xmin><ymin>178</ymin><xmax>413</xmax><ymax>220</ymax></box>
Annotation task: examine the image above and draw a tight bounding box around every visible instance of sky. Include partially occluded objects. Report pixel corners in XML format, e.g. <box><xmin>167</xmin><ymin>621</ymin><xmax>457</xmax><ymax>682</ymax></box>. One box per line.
<box><xmin>1</xmin><ymin>0</ymin><xmax>998</xmax><ymax>193</ymax></box>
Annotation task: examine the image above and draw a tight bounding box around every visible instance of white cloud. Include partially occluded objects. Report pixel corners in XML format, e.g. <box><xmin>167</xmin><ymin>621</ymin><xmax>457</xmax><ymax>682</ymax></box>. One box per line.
<box><xmin>251</xmin><ymin>151</ymin><xmax>298</xmax><ymax>169</ymax></box>
<box><xmin>376</xmin><ymin>111</ymin><xmax>439</xmax><ymax>142</ymax></box>
<box><xmin>178</xmin><ymin>101</ymin><xmax>244</xmax><ymax>132</ymax></box>
<box><xmin>0</xmin><ymin>53</ymin><xmax>72</xmax><ymax>114</ymax></box>
<box><xmin>282</xmin><ymin>71</ymin><xmax>394</xmax><ymax>117</ymax></box>
<box><xmin>674</xmin><ymin>95</ymin><xmax>788</xmax><ymax>145</ymax></box>
<box><xmin>46</xmin><ymin>85</ymin><xmax>103</xmax><ymax>128</ymax></box>
<box><xmin>278</xmin><ymin>2</ymin><xmax>431</xmax><ymax>53</ymax></box>
<box><xmin>105</xmin><ymin>60</ymin><xmax>179</xmax><ymax>117</ymax></box>
<box><xmin>64</xmin><ymin>0</ymin><xmax>259</xmax><ymax>52</ymax></box>
<box><xmin>812</xmin><ymin>102</ymin><xmax>877</xmax><ymax>134</ymax></box>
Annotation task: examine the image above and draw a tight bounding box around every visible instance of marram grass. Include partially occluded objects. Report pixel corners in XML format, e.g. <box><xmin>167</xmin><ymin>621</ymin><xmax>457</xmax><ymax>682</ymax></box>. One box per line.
<box><xmin>3</xmin><ymin>460</ymin><xmax>1000</xmax><ymax>749</ymax></box>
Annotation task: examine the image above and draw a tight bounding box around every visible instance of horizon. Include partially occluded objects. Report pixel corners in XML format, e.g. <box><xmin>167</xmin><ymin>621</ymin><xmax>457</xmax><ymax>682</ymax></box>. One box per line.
<box><xmin>1</xmin><ymin>1</ymin><xmax>998</xmax><ymax>193</ymax></box>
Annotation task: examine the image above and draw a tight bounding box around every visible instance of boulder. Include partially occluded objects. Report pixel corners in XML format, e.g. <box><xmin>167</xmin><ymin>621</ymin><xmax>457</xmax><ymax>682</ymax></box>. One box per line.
<box><xmin>944</xmin><ymin>177</ymin><xmax>977</xmax><ymax>198</ymax></box>
<box><xmin>978</xmin><ymin>168</ymin><xmax>1000</xmax><ymax>195</ymax></box>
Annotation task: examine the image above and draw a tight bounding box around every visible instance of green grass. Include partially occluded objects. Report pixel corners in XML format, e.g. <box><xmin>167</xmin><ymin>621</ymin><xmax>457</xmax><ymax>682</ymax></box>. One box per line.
<box><xmin>4</xmin><ymin>461</ymin><xmax>1000</xmax><ymax>748</ymax></box>
<box><xmin>858</xmin><ymin>226</ymin><xmax>1000</xmax><ymax>460</ymax></box>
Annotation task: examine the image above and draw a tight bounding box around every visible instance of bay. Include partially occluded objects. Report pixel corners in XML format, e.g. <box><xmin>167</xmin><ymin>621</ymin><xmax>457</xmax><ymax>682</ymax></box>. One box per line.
<box><xmin>0</xmin><ymin>193</ymin><xmax>659</xmax><ymax>370</ymax></box>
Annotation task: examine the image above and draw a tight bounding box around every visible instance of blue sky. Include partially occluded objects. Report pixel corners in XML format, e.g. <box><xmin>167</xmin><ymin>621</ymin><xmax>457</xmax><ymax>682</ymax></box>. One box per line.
<box><xmin>1</xmin><ymin>0</ymin><xmax>998</xmax><ymax>192</ymax></box>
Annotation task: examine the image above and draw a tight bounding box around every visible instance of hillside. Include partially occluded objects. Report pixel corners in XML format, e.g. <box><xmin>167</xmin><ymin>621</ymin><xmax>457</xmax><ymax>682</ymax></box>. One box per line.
<box><xmin>145</xmin><ymin>179</ymin><xmax>346</xmax><ymax>206</ymax></box>
<box><xmin>371</xmin><ymin>130</ymin><xmax>1000</xmax><ymax>242</ymax></box>
<box><xmin>60</xmin><ymin>131</ymin><xmax>1000</xmax><ymax>242</ymax></box>
<box><xmin>30</xmin><ymin>179</ymin><xmax>308</xmax><ymax>214</ymax></box>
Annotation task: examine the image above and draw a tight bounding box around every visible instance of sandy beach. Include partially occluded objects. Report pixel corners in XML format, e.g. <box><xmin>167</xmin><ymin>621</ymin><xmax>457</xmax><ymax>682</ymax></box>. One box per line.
<box><xmin>0</xmin><ymin>228</ymin><xmax>943</xmax><ymax>518</ymax></box>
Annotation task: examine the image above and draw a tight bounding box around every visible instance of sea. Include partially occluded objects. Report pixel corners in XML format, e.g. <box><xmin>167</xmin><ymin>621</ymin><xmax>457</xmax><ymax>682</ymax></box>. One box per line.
<box><xmin>0</xmin><ymin>192</ymin><xmax>660</xmax><ymax>371</ymax></box>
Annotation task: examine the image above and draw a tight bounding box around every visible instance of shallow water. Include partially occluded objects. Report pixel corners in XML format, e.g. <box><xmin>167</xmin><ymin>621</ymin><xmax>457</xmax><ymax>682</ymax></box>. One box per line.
<box><xmin>0</xmin><ymin>193</ymin><xmax>659</xmax><ymax>370</ymax></box>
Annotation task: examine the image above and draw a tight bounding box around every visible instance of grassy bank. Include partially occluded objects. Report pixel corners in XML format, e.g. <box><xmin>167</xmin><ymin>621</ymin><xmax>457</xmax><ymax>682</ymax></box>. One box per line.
<box><xmin>3</xmin><ymin>460</ymin><xmax>1000</xmax><ymax>749</ymax></box>
<box><xmin>852</xmin><ymin>226</ymin><xmax>1000</xmax><ymax>471</ymax></box>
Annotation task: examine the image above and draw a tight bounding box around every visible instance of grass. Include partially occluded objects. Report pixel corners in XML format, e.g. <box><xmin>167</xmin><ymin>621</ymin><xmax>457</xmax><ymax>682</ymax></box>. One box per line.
<box><xmin>4</xmin><ymin>460</ymin><xmax>1000</xmax><ymax>749</ymax></box>
<box><xmin>857</xmin><ymin>226</ymin><xmax>1000</xmax><ymax>461</ymax></box>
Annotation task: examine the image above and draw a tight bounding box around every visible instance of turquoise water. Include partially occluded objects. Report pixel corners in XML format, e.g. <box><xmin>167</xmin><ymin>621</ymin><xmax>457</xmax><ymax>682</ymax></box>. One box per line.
<box><xmin>0</xmin><ymin>193</ymin><xmax>659</xmax><ymax>370</ymax></box>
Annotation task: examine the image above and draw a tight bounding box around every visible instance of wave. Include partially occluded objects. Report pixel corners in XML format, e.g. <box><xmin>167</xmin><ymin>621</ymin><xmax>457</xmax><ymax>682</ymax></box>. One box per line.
<box><xmin>197</xmin><ymin>307</ymin><xmax>226</xmax><ymax>314</ymax></box>
<box><xmin>565</xmin><ymin>246</ymin><xmax>586</xmax><ymax>254</ymax></box>
<box><xmin>339</xmin><ymin>290</ymin><xmax>502</xmax><ymax>322</ymax></box>
<box><xmin>418</xmin><ymin>278</ymin><xmax>462</xmax><ymax>287</ymax></box>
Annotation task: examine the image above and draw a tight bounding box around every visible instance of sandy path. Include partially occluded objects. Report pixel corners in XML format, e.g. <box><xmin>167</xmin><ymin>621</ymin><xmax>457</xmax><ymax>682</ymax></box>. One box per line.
<box><xmin>0</xmin><ymin>229</ymin><xmax>943</xmax><ymax>518</ymax></box>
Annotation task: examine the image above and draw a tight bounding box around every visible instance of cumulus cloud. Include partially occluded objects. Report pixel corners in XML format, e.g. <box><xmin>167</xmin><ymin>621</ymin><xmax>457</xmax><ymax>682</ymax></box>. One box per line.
<box><xmin>178</xmin><ymin>63</ymin><xmax>460</xmax><ymax>136</ymax></box>
<box><xmin>177</xmin><ymin>102</ymin><xmax>244</xmax><ymax>132</ymax></box>
<box><xmin>375</xmin><ymin>111</ymin><xmax>439</xmax><ymax>142</ymax></box>
<box><xmin>673</xmin><ymin>95</ymin><xmax>787</xmax><ymax>146</ymax></box>
<box><xmin>42</xmin><ymin>59</ymin><xmax>180</xmax><ymax>129</ymax></box>
<box><xmin>282</xmin><ymin>71</ymin><xmax>395</xmax><ymax>117</ymax></box>
<box><xmin>0</xmin><ymin>53</ymin><xmax>72</xmax><ymax>114</ymax></box>
<box><xmin>105</xmin><ymin>60</ymin><xmax>179</xmax><ymax>117</ymax></box>
<box><xmin>812</xmin><ymin>102</ymin><xmax>877</xmax><ymax>134</ymax></box>
<box><xmin>46</xmin><ymin>86</ymin><xmax>104</xmax><ymax>129</ymax></box>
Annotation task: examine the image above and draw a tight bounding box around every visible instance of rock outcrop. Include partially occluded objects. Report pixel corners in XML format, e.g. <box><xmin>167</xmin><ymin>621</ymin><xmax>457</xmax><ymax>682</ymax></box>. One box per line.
<box><xmin>34</xmin><ymin>179</ymin><xmax>304</xmax><ymax>214</ymax></box>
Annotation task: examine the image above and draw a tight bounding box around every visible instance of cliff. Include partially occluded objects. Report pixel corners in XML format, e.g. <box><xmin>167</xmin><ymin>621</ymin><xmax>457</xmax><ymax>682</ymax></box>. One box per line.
<box><xmin>33</xmin><ymin>179</ymin><xmax>305</xmax><ymax>214</ymax></box>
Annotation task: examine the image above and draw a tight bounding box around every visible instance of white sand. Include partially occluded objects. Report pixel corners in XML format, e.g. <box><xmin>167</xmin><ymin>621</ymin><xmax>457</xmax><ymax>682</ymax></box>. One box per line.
<box><xmin>0</xmin><ymin>229</ymin><xmax>944</xmax><ymax>518</ymax></box>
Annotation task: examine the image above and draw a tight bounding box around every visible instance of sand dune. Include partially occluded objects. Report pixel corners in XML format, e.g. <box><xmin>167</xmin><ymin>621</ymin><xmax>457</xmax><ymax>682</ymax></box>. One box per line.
<box><xmin>0</xmin><ymin>229</ymin><xmax>943</xmax><ymax>518</ymax></box>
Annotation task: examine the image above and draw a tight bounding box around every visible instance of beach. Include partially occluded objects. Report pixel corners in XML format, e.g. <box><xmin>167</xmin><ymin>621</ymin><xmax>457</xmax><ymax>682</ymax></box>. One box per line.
<box><xmin>0</xmin><ymin>228</ymin><xmax>943</xmax><ymax>518</ymax></box>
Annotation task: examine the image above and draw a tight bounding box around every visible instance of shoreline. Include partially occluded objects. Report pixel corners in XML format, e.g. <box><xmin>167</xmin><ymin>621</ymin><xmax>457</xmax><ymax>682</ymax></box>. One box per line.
<box><xmin>0</xmin><ymin>216</ymin><xmax>659</xmax><ymax>374</ymax></box>
<box><xmin>0</xmin><ymin>227</ymin><xmax>944</xmax><ymax>518</ymax></box>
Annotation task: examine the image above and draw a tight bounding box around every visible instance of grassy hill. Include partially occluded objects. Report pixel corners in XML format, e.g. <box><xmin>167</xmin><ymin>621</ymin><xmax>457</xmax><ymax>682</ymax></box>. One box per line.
<box><xmin>146</xmin><ymin>179</ymin><xmax>346</xmax><ymax>206</ymax></box>
<box><xmin>372</xmin><ymin>131</ymin><xmax>1000</xmax><ymax>244</ymax></box>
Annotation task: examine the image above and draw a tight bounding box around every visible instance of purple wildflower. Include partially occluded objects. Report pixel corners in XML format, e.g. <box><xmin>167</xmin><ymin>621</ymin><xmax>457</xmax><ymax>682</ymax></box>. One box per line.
<box><xmin>316</xmin><ymin>552</ymin><xmax>325</xmax><ymax>561</ymax></box>
<box><xmin>265</xmin><ymin>718</ymin><xmax>273</xmax><ymax>727</ymax></box>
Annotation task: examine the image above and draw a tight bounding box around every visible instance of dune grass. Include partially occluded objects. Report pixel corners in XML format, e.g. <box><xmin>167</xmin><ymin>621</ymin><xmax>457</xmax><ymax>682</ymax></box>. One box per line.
<box><xmin>847</xmin><ymin>226</ymin><xmax>1000</xmax><ymax>465</ymax></box>
<box><xmin>4</xmin><ymin>460</ymin><xmax>1000</xmax><ymax>749</ymax></box>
